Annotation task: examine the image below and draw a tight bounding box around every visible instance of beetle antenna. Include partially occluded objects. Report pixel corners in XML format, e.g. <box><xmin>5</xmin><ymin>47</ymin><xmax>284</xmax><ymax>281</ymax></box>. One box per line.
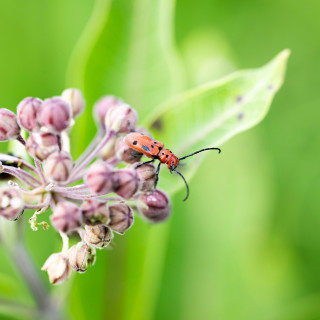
<box><xmin>173</xmin><ymin>168</ymin><xmax>189</xmax><ymax>201</ymax></box>
<box><xmin>179</xmin><ymin>147</ymin><xmax>221</xmax><ymax>161</ymax></box>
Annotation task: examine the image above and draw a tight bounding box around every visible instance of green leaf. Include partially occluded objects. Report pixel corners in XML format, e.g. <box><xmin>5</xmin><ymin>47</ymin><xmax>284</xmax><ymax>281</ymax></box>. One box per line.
<box><xmin>143</xmin><ymin>49</ymin><xmax>290</xmax><ymax>194</ymax></box>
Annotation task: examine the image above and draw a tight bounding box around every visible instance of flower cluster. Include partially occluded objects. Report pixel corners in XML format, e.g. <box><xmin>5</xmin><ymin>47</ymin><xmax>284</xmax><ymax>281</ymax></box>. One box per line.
<box><xmin>0</xmin><ymin>89</ymin><xmax>171</xmax><ymax>284</ymax></box>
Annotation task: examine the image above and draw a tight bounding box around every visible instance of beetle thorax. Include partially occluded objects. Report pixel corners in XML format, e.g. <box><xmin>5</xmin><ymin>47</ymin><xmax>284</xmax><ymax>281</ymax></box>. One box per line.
<box><xmin>158</xmin><ymin>149</ymin><xmax>179</xmax><ymax>170</ymax></box>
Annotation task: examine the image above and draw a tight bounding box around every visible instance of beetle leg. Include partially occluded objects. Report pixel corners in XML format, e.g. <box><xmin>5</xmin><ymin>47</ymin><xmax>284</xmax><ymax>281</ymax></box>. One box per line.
<box><xmin>135</xmin><ymin>159</ymin><xmax>155</xmax><ymax>168</ymax></box>
<box><xmin>154</xmin><ymin>162</ymin><xmax>161</xmax><ymax>188</ymax></box>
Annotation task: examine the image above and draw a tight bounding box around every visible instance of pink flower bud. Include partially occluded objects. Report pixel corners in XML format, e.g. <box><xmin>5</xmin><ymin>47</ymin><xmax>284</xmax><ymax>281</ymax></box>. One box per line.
<box><xmin>0</xmin><ymin>187</ymin><xmax>24</xmax><ymax>221</ymax></box>
<box><xmin>26</xmin><ymin>132</ymin><xmax>59</xmax><ymax>161</ymax></box>
<box><xmin>108</xmin><ymin>203</ymin><xmax>133</xmax><ymax>234</ymax></box>
<box><xmin>105</xmin><ymin>103</ymin><xmax>137</xmax><ymax>133</ymax></box>
<box><xmin>94</xmin><ymin>95</ymin><xmax>123</xmax><ymax>127</ymax></box>
<box><xmin>17</xmin><ymin>97</ymin><xmax>42</xmax><ymax>132</ymax></box>
<box><xmin>112</xmin><ymin>168</ymin><xmax>139</xmax><ymax>199</ymax></box>
<box><xmin>84</xmin><ymin>224</ymin><xmax>113</xmax><ymax>249</ymax></box>
<box><xmin>41</xmin><ymin>253</ymin><xmax>71</xmax><ymax>285</ymax></box>
<box><xmin>38</xmin><ymin>97</ymin><xmax>72</xmax><ymax>133</ymax></box>
<box><xmin>68</xmin><ymin>242</ymin><xmax>96</xmax><ymax>273</ymax></box>
<box><xmin>61</xmin><ymin>88</ymin><xmax>85</xmax><ymax>117</ymax></box>
<box><xmin>135</xmin><ymin>126</ymin><xmax>152</xmax><ymax>137</ymax></box>
<box><xmin>85</xmin><ymin>162</ymin><xmax>114</xmax><ymax>194</ymax></box>
<box><xmin>116</xmin><ymin>137</ymin><xmax>142</xmax><ymax>164</ymax></box>
<box><xmin>43</xmin><ymin>151</ymin><xmax>73</xmax><ymax>182</ymax></box>
<box><xmin>99</xmin><ymin>135</ymin><xmax>117</xmax><ymax>160</ymax></box>
<box><xmin>137</xmin><ymin>189</ymin><xmax>171</xmax><ymax>223</ymax></box>
<box><xmin>0</xmin><ymin>109</ymin><xmax>20</xmax><ymax>141</ymax></box>
<box><xmin>50</xmin><ymin>201</ymin><xmax>82</xmax><ymax>232</ymax></box>
<box><xmin>80</xmin><ymin>199</ymin><xmax>110</xmax><ymax>226</ymax></box>
<box><xmin>132</xmin><ymin>162</ymin><xmax>157</xmax><ymax>192</ymax></box>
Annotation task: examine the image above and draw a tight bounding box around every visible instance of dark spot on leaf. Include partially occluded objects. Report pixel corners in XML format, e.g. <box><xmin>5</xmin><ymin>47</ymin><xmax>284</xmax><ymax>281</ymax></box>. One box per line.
<box><xmin>142</xmin><ymin>145</ymin><xmax>150</xmax><ymax>152</ymax></box>
<box><xmin>133</xmin><ymin>141</ymin><xmax>138</xmax><ymax>145</ymax></box>
<box><xmin>236</xmin><ymin>96</ymin><xmax>243</xmax><ymax>103</ymax></box>
<box><xmin>151</xmin><ymin>118</ymin><xmax>163</xmax><ymax>131</ymax></box>
<box><xmin>237</xmin><ymin>113</ymin><xmax>244</xmax><ymax>121</ymax></box>
<box><xmin>267</xmin><ymin>84</ymin><xmax>273</xmax><ymax>91</ymax></box>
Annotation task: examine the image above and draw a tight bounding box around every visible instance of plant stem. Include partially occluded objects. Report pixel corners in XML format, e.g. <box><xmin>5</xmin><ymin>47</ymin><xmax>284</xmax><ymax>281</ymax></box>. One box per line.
<box><xmin>73</xmin><ymin>128</ymin><xmax>105</xmax><ymax>168</ymax></box>
<box><xmin>9</xmin><ymin>243</ymin><xmax>64</xmax><ymax>320</ymax></box>
<box><xmin>0</xmin><ymin>153</ymin><xmax>38</xmax><ymax>173</ymax></box>
<box><xmin>34</xmin><ymin>159</ymin><xmax>47</xmax><ymax>185</ymax></box>
<box><xmin>69</xmin><ymin>129</ymin><xmax>115</xmax><ymax>181</ymax></box>
<box><xmin>3</xmin><ymin>166</ymin><xmax>39</xmax><ymax>188</ymax></box>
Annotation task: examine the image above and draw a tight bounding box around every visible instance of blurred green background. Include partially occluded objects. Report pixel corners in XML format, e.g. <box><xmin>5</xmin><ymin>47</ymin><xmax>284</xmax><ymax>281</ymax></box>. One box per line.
<box><xmin>0</xmin><ymin>0</ymin><xmax>318</xmax><ymax>319</ymax></box>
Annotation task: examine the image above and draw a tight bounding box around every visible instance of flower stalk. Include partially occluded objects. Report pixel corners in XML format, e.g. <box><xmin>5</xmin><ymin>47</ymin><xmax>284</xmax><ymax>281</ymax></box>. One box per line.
<box><xmin>0</xmin><ymin>89</ymin><xmax>171</xmax><ymax>285</ymax></box>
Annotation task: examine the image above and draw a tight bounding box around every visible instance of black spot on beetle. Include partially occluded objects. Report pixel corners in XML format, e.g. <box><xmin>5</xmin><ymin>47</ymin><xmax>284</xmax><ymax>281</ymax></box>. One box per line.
<box><xmin>154</xmin><ymin>141</ymin><xmax>157</xmax><ymax>144</ymax></box>
<box><xmin>151</xmin><ymin>145</ymin><xmax>154</xmax><ymax>148</ymax></box>
<box><xmin>133</xmin><ymin>141</ymin><xmax>138</xmax><ymax>145</ymax></box>
<box><xmin>158</xmin><ymin>146</ymin><xmax>162</xmax><ymax>151</ymax></box>
<box><xmin>166</xmin><ymin>155</ymin><xmax>168</xmax><ymax>158</ymax></box>
<box><xmin>142</xmin><ymin>145</ymin><xmax>150</xmax><ymax>152</ymax></box>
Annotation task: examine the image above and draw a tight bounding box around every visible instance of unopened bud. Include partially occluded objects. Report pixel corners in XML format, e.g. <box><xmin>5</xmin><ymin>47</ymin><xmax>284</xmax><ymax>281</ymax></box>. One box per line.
<box><xmin>0</xmin><ymin>109</ymin><xmax>20</xmax><ymax>141</ymax></box>
<box><xmin>0</xmin><ymin>187</ymin><xmax>24</xmax><ymax>221</ymax></box>
<box><xmin>80</xmin><ymin>199</ymin><xmax>109</xmax><ymax>226</ymax></box>
<box><xmin>105</xmin><ymin>103</ymin><xmax>137</xmax><ymax>133</ymax></box>
<box><xmin>85</xmin><ymin>162</ymin><xmax>114</xmax><ymax>194</ymax></box>
<box><xmin>99</xmin><ymin>135</ymin><xmax>117</xmax><ymax>160</ymax></box>
<box><xmin>41</xmin><ymin>253</ymin><xmax>71</xmax><ymax>285</ymax></box>
<box><xmin>108</xmin><ymin>203</ymin><xmax>133</xmax><ymax>234</ymax></box>
<box><xmin>116</xmin><ymin>137</ymin><xmax>142</xmax><ymax>164</ymax></box>
<box><xmin>17</xmin><ymin>97</ymin><xmax>42</xmax><ymax>132</ymax></box>
<box><xmin>61</xmin><ymin>88</ymin><xmax>85</xmax><ymax>117</ymax></box>
<box><xmin>137</xmin><ymin>189</ymin><xmax>171</xmax><ymax>223</ymax></box>
<box><xmin>38</xmin><ymin>97</ymin><xmax>72</xmax><ymax>133</ymax></box>
<box><xmin>94</xmin><ymin>95</ymin><xmax>123</xmax><ymax>127</ymax></box>
<box><xmin>43</xmin><ymin>151</ymin><xmax>73</xmax><ymax>182</ymax></box>
<box><xmin>26</xmin><ymin>132</ymin><xmax>59</xmax><ymax>161</ymax></box>
<box><xmin>112</xmin><ymin>168</ymin><xmax>139</xmax><ymax>199</ymax></box>
<box><xmin>68</xmin><ymin>242</ymin><xmax>96</xmax><ymax>273</ymax></box>
<box><xmin>84</xmin><ymin>224</ymin><xmax>113</xmax><ymax>248</ymax></box>
<box><xmin>132</xmin><ymin>162</ymin><xmax>157</xmax><ymax>192</ymax></box>
<box><xmin>50</xmin><ymin>201</ymin><xmax>82</xmax><ymax>232</ymax></box>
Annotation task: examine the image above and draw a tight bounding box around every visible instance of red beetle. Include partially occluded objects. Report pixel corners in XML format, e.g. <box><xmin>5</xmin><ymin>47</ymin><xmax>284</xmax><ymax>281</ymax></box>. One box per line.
<box><xmin>124</xmin><ymin>132</ymin><xmax>221</xmax><ymax>201</ymax></box>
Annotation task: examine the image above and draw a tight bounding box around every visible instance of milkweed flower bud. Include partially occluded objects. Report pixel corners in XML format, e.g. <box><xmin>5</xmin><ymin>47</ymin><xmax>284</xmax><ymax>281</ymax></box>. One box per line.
<box><xmin>38</xmin><ymin>97</ymin><xmax>72</xmax><ymax>133</ymax></box>
<box><xmin>50</xmin><ymin>201</ymin><xmax>82</xmax><ymax>232</ymax></box>
<box><xmin>68</xmin><ymin>242</ymin><xmax>96</xmax><ymax>273</ymax></box>
<box><xmin>137</xmin><ymin>189</ymin><xmax>171</xmax><ymax>223</ymax></box>
<box><xmin>16</xmin><ymin>97</ymin><xmax>42</xmax><ymax>132</ymax></box>
<box><xmin>43</xmin><ymin>151</ymin><xmax>73</xmax><ymax>182</ymax></box>
<box><xmin>80</xmin><ymin>199</ymin><xmax>109</xmax><ymax>226</ymax></box>
<box><xmin>108</xmin><ymin>203</ymin><xmax>133</xmax><ymax>234</ymax></box>
<box><xmin>105</xmin><ymin>103</ymin><xmax>137</xmax><ymax>133</ymax></box>
<box><xmin>132</xmin><ymin>162</ymin><xmax>157</xmax><ymax>192</ymax></box>
<box><xmin>112</xmin><ymin>168</ymin><xmax>139</xmax><ymax>199</ymax></box>
<box><xmin>0</xmin><ymin>109</ymin><xmax>20</xmax><ymax>141</ymax></box>
<box><xmin>61</xmin><ymin>88</ymin><xmax>85</xmax><ymax>117</ymax></box>
<box><xmin>0</xmin><ymin>187</ymin><xmax>24</xmax><ymax>221</ymax></box>
<box><xmin>116</xmin><ymin>138</ymin><xmax>142</xmax><ymax>164</ymax></box>
<box><xmin>84</xmin><ymin>224</ymin><xmax>113</xmax><ymax>249</ymax></box>
<box><xmin>99</xmin><ymin>135</ymin><xmax>117</xmax><ymax>160</ymax></box>
<box><xmin>85</xmin><ymin>162</ymin><xmax>114</xmax><ymax>194</ymax></box>
<box><xmin>41</xmin><ymin>253</ymin><xmax>71</xmax><ymax>285</ymax></box>
<box><xmin>26</xmin><ymin>132</ymin><xmax>59</xmax><ymax>161</ymax></box>
<box><xmin>94</xmin><ymin>95</ymin><xmax>122</xmax><ymax>127</ymax></box>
